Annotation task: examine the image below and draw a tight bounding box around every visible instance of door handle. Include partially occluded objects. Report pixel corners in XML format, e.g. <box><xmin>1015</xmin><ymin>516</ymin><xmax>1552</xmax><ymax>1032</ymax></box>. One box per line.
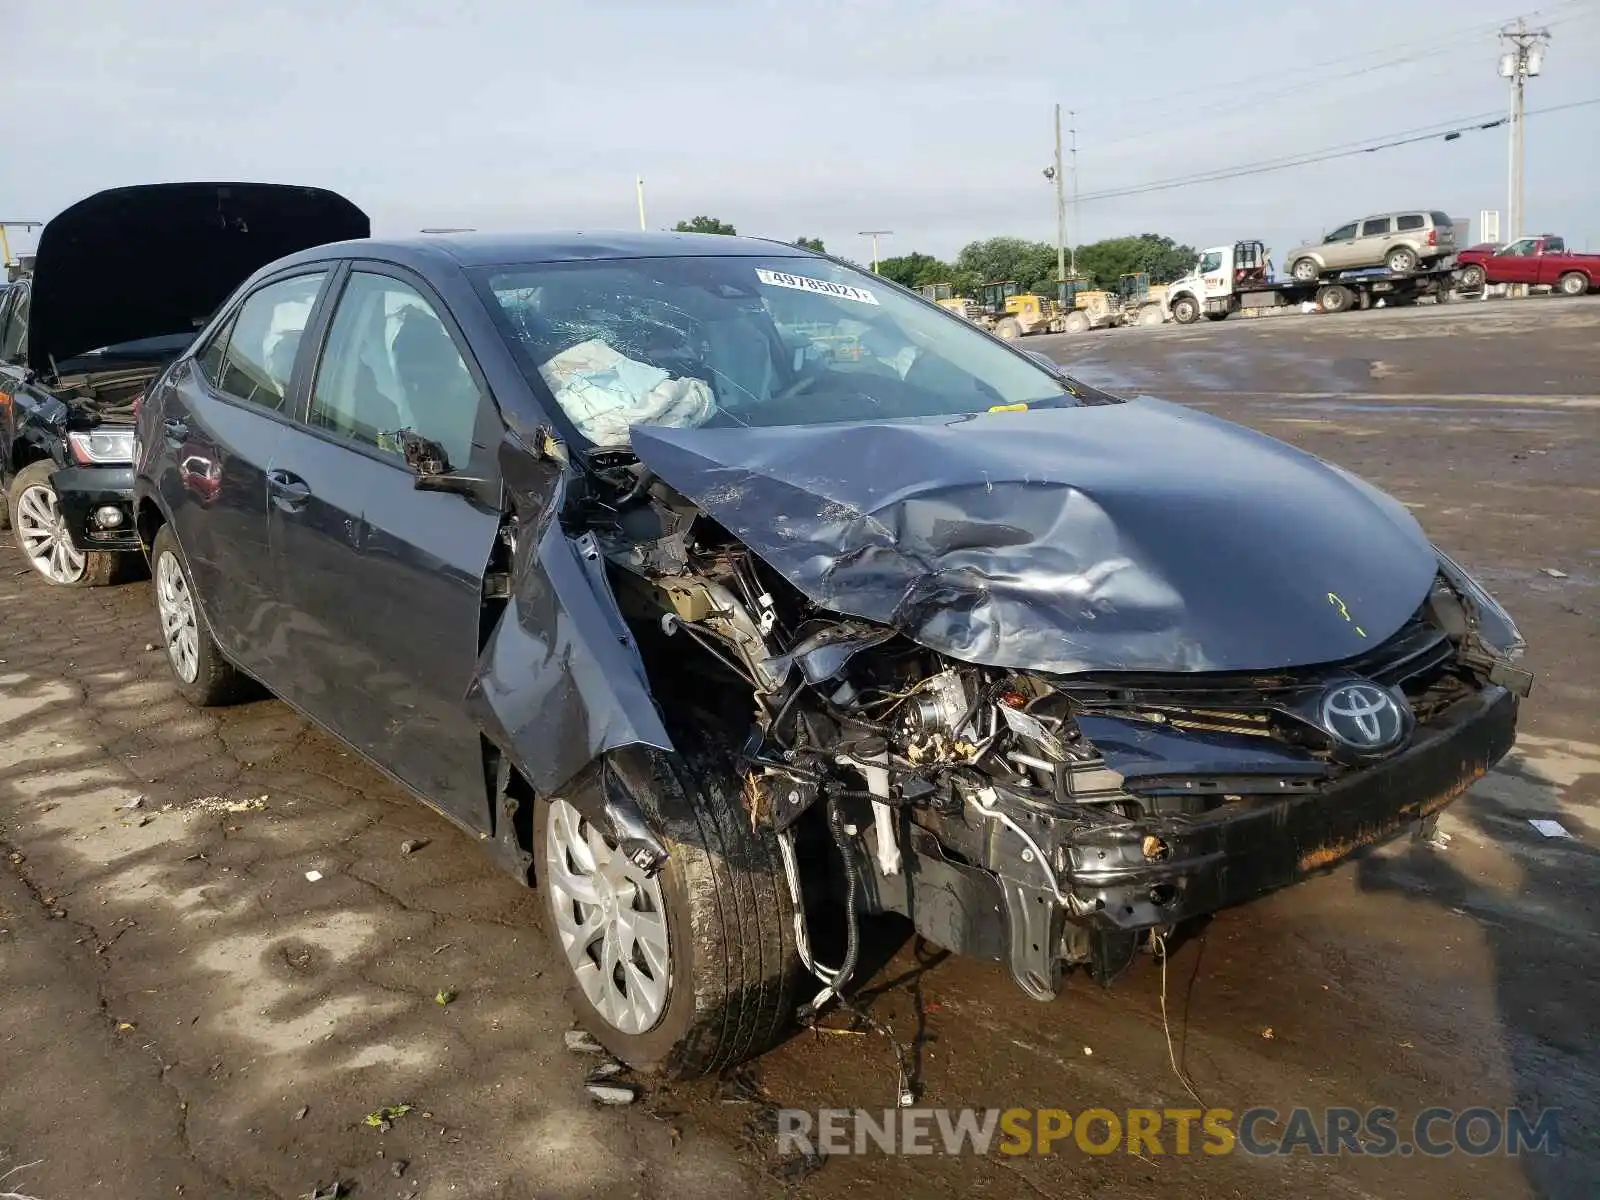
<box><xmin>266</xmin><ymin>468</ymin><xmax>311</xmax><ymax>512</ymax></box>
<box><xmin>162</xmin><ymin>417</ymin><xmax>189</xmax><ymax>444</ymax></box>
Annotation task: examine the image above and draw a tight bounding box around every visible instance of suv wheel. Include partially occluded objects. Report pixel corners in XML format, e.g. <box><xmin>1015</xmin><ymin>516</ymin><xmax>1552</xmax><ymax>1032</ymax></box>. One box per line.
<box><xmin>1385</xmin><ymin>247</ymin><xmax>1418</xmax><ymax>274</ymax></box>
<box><xmin>151</xmin><ymin>525</ymin><xmax>250</xmax><ymax>705</ymax></box>
<box><xmin>535</xmin><ymin>745</ymin><xmax>800</xmax><ymax>1077</ymax></box>
<box><xmin>1291</xmin><ymin>258</ymin><xmax>1320</xmax><ymax>283</ymax></box>
<box><xmin>9</xmin><ymin>461</ymin><xmax>117</xmax><ymax>587</ymax></box>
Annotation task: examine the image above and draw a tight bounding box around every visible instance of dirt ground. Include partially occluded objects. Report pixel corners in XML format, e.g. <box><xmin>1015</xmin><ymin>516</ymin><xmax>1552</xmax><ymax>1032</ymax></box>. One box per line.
<box><xmin>2</xmin><ymin>297</ymin><xmax>1596</xmax><ymax>1199</ymax></box>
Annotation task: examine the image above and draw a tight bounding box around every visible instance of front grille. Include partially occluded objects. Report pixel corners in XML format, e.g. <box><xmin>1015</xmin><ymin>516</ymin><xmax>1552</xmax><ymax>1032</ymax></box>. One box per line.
<box><xmin>1055</xmin><ymin>604</ymin><xmax>1470</xmax><ymax>745</ymax></box>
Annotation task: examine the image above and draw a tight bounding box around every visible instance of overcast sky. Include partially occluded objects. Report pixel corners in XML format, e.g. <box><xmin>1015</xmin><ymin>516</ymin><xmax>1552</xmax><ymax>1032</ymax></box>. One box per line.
<box><xmin>5</xmin><ymin>0</ymin><xmax>1599</xmax><ymax>264</ymax></box>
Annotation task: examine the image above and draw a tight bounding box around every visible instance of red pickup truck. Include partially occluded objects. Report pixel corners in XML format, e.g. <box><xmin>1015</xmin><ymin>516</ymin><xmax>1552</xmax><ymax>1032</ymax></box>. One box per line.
<box><xmin>1456</xmin><ymin>235</ymin><xmax>1598</xmax><ymax>296</ymax></box>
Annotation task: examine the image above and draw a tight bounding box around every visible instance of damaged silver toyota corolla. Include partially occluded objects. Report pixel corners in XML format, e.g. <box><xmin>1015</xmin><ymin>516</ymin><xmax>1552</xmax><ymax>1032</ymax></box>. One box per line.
<box><xmin>133</xmin><ymin>233</ymin><xmax>1532</xmax><ymax>1080</ymax></box>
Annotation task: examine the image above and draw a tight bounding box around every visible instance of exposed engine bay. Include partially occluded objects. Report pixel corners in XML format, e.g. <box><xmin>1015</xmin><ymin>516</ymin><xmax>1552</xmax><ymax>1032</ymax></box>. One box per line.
<box><xmin>576</xmin><ymin>450</ymin><xmax>1530</xmax><ymax>1005</ymax></box>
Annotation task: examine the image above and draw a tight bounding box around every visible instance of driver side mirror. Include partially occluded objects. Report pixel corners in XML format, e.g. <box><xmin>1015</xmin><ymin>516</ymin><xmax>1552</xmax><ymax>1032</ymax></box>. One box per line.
<box><xmin>397</xmin><ymin>428</ymin><xmax>487</xmax><ymax>496</ymax></box>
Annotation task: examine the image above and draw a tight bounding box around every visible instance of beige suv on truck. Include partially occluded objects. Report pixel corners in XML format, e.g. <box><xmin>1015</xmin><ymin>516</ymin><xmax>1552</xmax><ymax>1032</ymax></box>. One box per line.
<box><xmin>1286</xmin><ymin>211</ymin><xmax>1456</xmax><ymax>281</ymax></box>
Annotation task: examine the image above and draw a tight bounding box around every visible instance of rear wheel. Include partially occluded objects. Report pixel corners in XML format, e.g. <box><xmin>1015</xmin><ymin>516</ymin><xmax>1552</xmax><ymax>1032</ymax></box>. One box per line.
<box><xmin>535</xmin><ymin>745</ymin><xmax>800</xmax><ymax>1077</ymax></box>
<box><xmin>1063</xmin><ymin>310</ymin><xmax>1090</xmax><ymax>334</ymax></box>
<box><xmin>1290</xmin><ymin>258</ymin><xmax>1320</xmax><ymax>283</ymax></box>
<box><xmin>994</xmin><ymin>317</ymin><xmax>1022</xmax><ymax>339</ymax></box>
<box><xmin>1385</xmin><ymin>246</ymin><xmax>1418</xmax><ymax>274</ymax></box>
<box><xmin>151</xmin><ymin>524</ymin><xmax>250</xmax><ymax>706</ymax></box>
<box><xmin>1171</xmin><ymin>295</ymin><xmax>1199</xmax><ymax>325</ymax></box>
<box><xmin>1558</xmin><ymin>271</ymin><xmax>1590</xmax><ymax>297</ymax></box>
<box><xmin>1205</xmin><ymin>311</ymin><xmax>1230</xmax><ymax>322</ymax></box>
<box><xmin>8</xmin><ymin>461</ymin><xmax>118</xmax><ymax>587</ymax></box>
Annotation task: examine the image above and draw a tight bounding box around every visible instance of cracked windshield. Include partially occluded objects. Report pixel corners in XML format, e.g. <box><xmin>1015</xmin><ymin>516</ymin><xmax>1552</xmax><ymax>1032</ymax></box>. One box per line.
<box><xmin>479</xmin><ymin>256</ymin><xmax>1078</xmax><ymax>446</ymax></box>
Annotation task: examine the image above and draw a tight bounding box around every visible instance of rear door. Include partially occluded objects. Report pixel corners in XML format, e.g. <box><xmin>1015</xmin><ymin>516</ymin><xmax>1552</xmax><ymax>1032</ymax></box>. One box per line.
<box><xmin>153</xmin><ymin>270</ymin><xmax>333</xmax><ymax>676</ymax></box>
<box><xmin>1357</xmin><ymin>216</ymin><xmax>1393</xmax><ymax>268</ymax></box>
<box><xmin>267</xmin><ymin>264</ymin><xmax>503</xmax><ymax>830</ymax></box>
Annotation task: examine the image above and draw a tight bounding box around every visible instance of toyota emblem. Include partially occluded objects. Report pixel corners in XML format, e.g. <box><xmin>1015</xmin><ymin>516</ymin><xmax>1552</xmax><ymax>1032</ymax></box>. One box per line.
<box><xmin>1318</xmin><ymin>681</ymin><xmax>1408</xmax><ymax>752</ymax></box>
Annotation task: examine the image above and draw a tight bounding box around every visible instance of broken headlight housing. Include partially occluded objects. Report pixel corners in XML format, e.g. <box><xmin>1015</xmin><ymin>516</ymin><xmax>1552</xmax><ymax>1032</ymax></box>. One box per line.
<box><xmin>67</xmin><ymin>428</ymin><xmax>136</xmax><ymax>465</ymax></box>
<box><xmin>1434</xmin><ymin>547</ymin><xmax>1524</xmax><ymax>661</ymax></box>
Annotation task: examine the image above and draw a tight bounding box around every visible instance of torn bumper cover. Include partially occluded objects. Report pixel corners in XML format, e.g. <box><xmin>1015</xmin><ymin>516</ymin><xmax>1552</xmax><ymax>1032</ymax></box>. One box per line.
<box><xmin>1060</xmin><ymin>685</ymin><xmax>1518</xmax><ymax>932</ymax></box>
<box><xmin>900</xmin><ymin>684</ymin><xmax>1518</xmax><ymax>1000</ymax></box>
<box><xmin>51</xmin><ymin>465</ymin><xmax>139</xmax><ymax>552</ymax></box>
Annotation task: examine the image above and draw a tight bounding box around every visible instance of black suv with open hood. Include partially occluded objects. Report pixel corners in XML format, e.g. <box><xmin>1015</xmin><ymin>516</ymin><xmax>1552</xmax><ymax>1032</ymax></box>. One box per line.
<box><xmin>0</xmin><ymin>182</ymin><xmax>367</xmax><ymax>585</ymax></box>
<box><xmin>133</xmin><ymin>232</ymin><xmax>1532</xmax><ymax>1082</ymax></box>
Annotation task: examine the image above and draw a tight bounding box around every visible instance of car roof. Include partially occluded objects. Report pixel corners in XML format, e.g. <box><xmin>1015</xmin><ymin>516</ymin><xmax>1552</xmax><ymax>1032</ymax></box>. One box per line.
<box><xmin>270</xmin><ymin>230</ymin><xmax>816</xmax><ymax>273</ymax></box>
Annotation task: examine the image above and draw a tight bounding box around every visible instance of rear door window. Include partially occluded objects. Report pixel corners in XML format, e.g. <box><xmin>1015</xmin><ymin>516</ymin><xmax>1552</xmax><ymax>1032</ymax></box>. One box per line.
<box><xmin>308</xmin><ymin>271</ymin><xmax>486</xmax><ymax>470</ymax></box>
<box><xmin>1429</xmin><ymin>212</ymin><xmax>1454</xmax><ymax>228</ymax></box>
<box><xmin>213</xmin><ymin>273</ymin><xmax>328</xmax><ymax>412</ymax></box>
<box><xmin>1361</xmin><ymin>218</ymin><xmax>1393</xmax><ymax>237</ymax></box>
<box><xmin>1396</xmin><ymin>214</ymin><xmax>1426</xmax><ymax>232</ymax></box>
<box><xmin>1545</xmin><ymin>236</ymin><xmax>1566</xmax><ymax>253</ymax></box>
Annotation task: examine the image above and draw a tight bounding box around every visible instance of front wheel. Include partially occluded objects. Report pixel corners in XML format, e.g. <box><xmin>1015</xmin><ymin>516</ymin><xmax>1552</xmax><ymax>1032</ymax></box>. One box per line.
<box><xmin>1558</xmin><ymin>271</ymin><xmax>1590</xmax><ymax>297</ymax></box>
<box><xmin>994</xmin><ymin>317</ymin><xmax>1022</xmax><ymax>339</ymax></box>
<box><xmin>536</xmin><ymin>746</ymin><xmax>800</xmax><ymax>1077</ymax></box>
<box><xmin>1459</xmin><ymin>264</ymin><xmax>1486</xmax><ymax>290</ymax></box>
<box><xmin>1290</xmin><ymin>258</ymin><xmax>1320</xmax><ymax>283</ymax></box>
<box><xmin>1063</xmin><ymin>310</ymin><xmax>1090</xmax><ymax>334</ymax></box>
<box><xmin>1171</xmin><ymin>295</ymin><xmax>1199</xmax><ymax>325</ymax></box>
<box><xmin>8</xmin><ymin>460</ymin><xmax>118</xmax><ymax>587</ymax></box>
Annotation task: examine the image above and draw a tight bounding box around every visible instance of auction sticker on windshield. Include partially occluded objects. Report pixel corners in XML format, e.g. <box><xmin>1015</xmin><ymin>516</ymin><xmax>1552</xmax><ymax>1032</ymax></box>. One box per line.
<box><xmin>757</xmin><ymin>268</ymin><xmax>880</xmax><ymax>305</ymax></box>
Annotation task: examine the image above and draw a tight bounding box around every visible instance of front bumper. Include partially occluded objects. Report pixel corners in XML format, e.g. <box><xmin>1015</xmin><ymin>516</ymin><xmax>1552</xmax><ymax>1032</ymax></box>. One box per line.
<box><xmin>50</xmin><ymin>466</ymin><xmax>140</xmax><ymax>553</ymax></box>
<box><xmin>1063</xmin><ymin>684</ymin><xmax>1519</xmax><ymax>932</ymax></box>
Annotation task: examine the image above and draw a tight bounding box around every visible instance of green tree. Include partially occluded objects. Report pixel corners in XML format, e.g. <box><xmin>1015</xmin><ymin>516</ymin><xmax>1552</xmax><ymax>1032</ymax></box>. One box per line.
<box><xmin>793</xmin><ymin>236</ymin><xmax>826</xmax><ymax>252</ymax></box>
<box><xmin>1073</xmin><ymin>234</ymin><xmax>1198</xmax><ymax>287</ymax></box>
<box><xmin>875</xmin><ymin>251</ymin><xmax>948</xmax><ymax>289</ymax></box>
<box><xmin>954</xmin><ymin>237</ymin><xmax>1060</xmax><ymax>293</ymax></box>
<box><xmin>673</xmin><ymin>215</ymin><xmax>737</xmax><ymax>235</ymax></box>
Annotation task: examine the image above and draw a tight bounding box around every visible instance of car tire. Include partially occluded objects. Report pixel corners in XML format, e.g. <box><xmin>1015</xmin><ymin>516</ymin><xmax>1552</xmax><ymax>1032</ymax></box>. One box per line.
<box><xmin>150</xmin><ymin>524</ymin><xmax>250</xmax><ymax>706</ymax></box>
<box><xmin>1318</xmin><ymin>284</ymin><xmax>1354</xmax><ymax>313</ymax></box>
<box><xmin>1385</xmin><ymin>247</ymin><xmax>1418</xmax><ymax>274</ymax></box>
<box><xmin>1171</xmin><ymin>295</ymin><xmax>1199</xmax><ymax>325</ymax></box>
<box><xmin>1063</xmin><ymin>310</ymin><xmax>1090</xmax><ymax>334</ymax></box>
<box><xmin>8</xmin><ymin>460</ymin><xmax>119</xmax><ymax>587</ymax></box>
<box><xmin>1558</xmin><ymin>271</ymin><xmax>1590</xmax><ymax>297</ymax></box>
<box><xmin>994</xmin><ymin>317</ymin><xmax>1022</xmax><ymax>339</ymax></box>
<box><xmin>1205</xmin><ymin>311</ymin><xmax>1230</xmax><ymax>322</ymax></box>
<box><xmin>1459</xmin><ymin>264</ymin><xmax>1486</xmax><ymax>290</ymax></box>
<box><xmin>535</xmin><ymin>742</ymin><xmax>800</xmax><ymax>1078</ymax></box>
<box><xmin>1290</xmin><ymin>258</ymin><xmax>1320</xmax><ymax>283</ymax></box>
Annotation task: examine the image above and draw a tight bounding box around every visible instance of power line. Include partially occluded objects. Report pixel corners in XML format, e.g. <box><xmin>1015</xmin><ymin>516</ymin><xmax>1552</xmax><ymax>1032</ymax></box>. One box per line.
<box><xmin>1080</xmin><ymin>0</ymin><xmax>1591</xmax><ymax>137</ymax></box>
<box><xmin>1088</xmin><ymin>1</ymin><xmax>1600</xmax><ymax>150</ymax></box>
<box><xmin>1073</xmin><ymin>96</ymin><xmax>1600</xmax><ymax>205</ymax></box>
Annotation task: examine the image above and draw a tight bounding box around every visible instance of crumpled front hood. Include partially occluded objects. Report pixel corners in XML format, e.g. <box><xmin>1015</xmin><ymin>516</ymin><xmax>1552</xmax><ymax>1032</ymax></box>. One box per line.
<box><xmin>630</xmin><ymin>398</ymin><xmax>1439</xmax><ymax>675</ymax></box>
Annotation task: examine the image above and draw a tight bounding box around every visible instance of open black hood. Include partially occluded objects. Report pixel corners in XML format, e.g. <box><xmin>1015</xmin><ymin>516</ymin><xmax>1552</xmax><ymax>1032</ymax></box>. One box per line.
<box><xmin>630</xmin><ymin>398</ymin><xmax>1440</xmax><ymax>675</ymax></box>
<box><xmin>29</xmin><ymin>182</ymin><xmax>369</xmax><ymax>372</ymax></box>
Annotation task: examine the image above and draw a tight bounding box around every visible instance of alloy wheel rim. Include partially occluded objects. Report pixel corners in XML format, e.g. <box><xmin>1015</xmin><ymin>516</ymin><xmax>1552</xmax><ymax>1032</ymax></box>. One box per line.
<box><xmin>544</xmin><ymin>797</ymin><xmax>670</xmax><ymax>1035</ymax></box>
<box><xmin>14</xmin><ymin>483</ymin><xmax>87</xmax><ymax>584</ymax></box>
<box><xmin>155</xmin><ymin>550</ymin><xmax>201</xmax><ymax>683</ymax></box>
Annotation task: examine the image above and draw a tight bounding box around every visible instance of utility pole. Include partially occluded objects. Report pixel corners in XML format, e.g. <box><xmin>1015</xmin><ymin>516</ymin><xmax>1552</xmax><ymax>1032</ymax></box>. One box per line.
<box><xmin>1068</xmin><ymin>112</ymin><xmax>1079</xmax><ymax>280</ymax></box>
<box><xmin>1499</xmin><ymin>19</ymin><xmax>1550</xmax><ymax>241</ymax></box>
<box><xmin>859</xmin><ymin>230</ymin><xmax>893</xmax><ymax>272</ymax></box>
<box><xmin>636</xmin><ymin>177</ymin><xmax>648</xmax><ymax>231</ymax></box>
<box><xmin>1053</xmin><ymin>105</ymin><xmax>1067</xmax><ymax>289</ymax></box>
